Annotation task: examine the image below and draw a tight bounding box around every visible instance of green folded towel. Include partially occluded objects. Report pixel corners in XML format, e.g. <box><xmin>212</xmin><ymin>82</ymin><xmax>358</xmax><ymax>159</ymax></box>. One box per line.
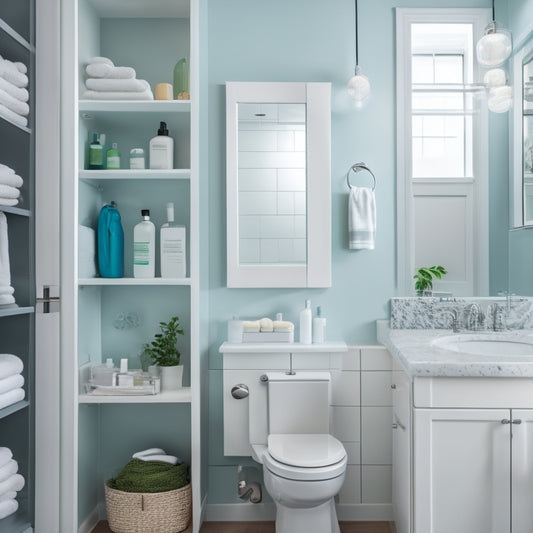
<box><xmin>107</xmin><ymin>459</ymin><xmax>189</xmax><ymax>493</ymax></box>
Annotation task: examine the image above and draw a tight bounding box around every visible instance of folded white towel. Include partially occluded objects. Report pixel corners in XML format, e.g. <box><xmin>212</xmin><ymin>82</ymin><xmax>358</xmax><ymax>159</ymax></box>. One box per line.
<box><xmin>132</xmin><ymin>448</ymin><xmax>166</xmax><ymax>459</ymax></box>
<box><xmin>0</xmin><ymin>103</ymin><xmax>28</xmax><ymax>128</ymax></box>
<box><xmin>137</xmin><ymin>454</ymin><xmax>180</xmax><ymax>465</ymax></box>
<box><xmin>0</xmin><ymin>388</ymin><xmax>24</xmax><ymax>410</ymax></box>
<box><xmin>0</xmin><ymin>448</ymin><xmax>12</xmax><ymax>469</ymax></box>
<box><xmin>85</xmin><ymin>77</ymin><xmax>149</xmax><ymax>93</ymax></box>
<box><xmin>0</xmin><ymin>173</ymin><xmax>22</xmax><ymax>188</ymax></box>
<box><xmin>86</xmin><ymin>63</ymin><xmax>135</xmax><ymax>80</ymax></box>
<box><xmin>0</xmin><ymin>287</ymin><xmax>14</xmax><ymax>296</ymax></box>
<box><xmin>259</xmin><ymin>317</ymin><xmax>274</xmax><ymax>332</ymax></box>
<box><xmin>0</xmin><ymin>198</ymin><xmax>19</xmax><ymax>207</ymax></box>
<box><xmin>242</xmin><ymin>320</ymin><xmax>261</xmax><ymax>332</ymax></box>
<box><xmin>0</xmin><ymin>295</ymin><xmax>15</xmax><ymax>305</ymax></box>
<box><xmin>0</xmin><ymin>473</ymin><xmax>24</xmax><ymax>494</ymax></box>
<box><xmin>0</xmin><ymin>185</ymin><xmax>20</xmax><ymax>199</ymax></box>
<box><xmin>88</xmin><ymin>56</ymin><xmax>113</xmax><ymax>66</ymax></box>
<box><xmin>0</xmin><ymin>498</ymin><xmax>18</xmax><ymax>520</ymax></box>
<box><xmin>348</xmin><ymin>186</ymin><xmax>376</xmax><ymax>250</ymax></box>
<box><xmin>0</xmin><ymin>213</ymin><xmax>12</xmax><ymax>288</ymax></box>
<box><xmin>0</xmin><ymin>164</ymin><xmax>14</xmax><ymax>176</ymax></box>
<box><xmin>0</xmin><ymin>88</ymin><xmax>29</xmax><ymax>116</ymax></box>
<box><xmin>0</xmin><ymin>374</ymin><xmax>23</xmax><ymax>396</ymax></box>
<box><xmin>0</xmin><ymin>355</ymin><xmax>23</xmax><ymax>381</ymax></box>
<box><xmin>0</xmin><ymin>56</ymin><xmax>27</xmax><ymax>75</ymax></box>
<box><xmin>0</xmin><ymin>62</ymin><xmax>28</xmax><ymax>88</ymax></box>
<box><xmin>81</xmin><ymin>89</ymin><xmax>153</xmax><ymax>101</ymax></box>
<box><xmin>0</xmin><ymin>491</ymin><xmax>16</xmax><ymax>503</ymax></box>
<box><xmin>0</xmin><ymin>460</ymin><xmax>18</xmax><ymax>484</ymax></box>
<box><xmin>0</xmin><ymin>78</ymin><xmax>29</xmax><ymax>103</ymax></box>
<box><xmin>273</xmin><ymin>320</ymin><xmax>295</xmax><ymax>331</ymax></box>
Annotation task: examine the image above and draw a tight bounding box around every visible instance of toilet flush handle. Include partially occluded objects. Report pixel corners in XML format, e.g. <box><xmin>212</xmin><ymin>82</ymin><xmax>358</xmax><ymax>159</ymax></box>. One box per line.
<box><xmin>231</xmin><ymin>384</ymin><xmax>249</xmax><ymax>399</ymax></box>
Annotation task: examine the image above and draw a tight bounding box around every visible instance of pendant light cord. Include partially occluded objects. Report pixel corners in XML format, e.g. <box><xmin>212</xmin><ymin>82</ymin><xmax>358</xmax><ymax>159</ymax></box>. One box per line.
<box><xmin>355</xmin><ymin>0</ymin><xmax>359</xmax><ymax>68</ymax></box>
<box><xmin>492</xmin><ymin>0</ymin><xmax>495</xmax><ymax>22</ymax></box>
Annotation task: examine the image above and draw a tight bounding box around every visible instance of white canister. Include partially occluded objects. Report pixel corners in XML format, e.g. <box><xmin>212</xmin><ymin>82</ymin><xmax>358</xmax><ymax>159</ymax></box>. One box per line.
<box><xmin>129</xmin><ymin>148</ymin><xmax>145</xmax><ymax>169</ymax></box>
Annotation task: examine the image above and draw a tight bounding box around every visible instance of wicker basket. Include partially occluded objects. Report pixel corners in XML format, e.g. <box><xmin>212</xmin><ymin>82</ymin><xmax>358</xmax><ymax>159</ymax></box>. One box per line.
<box><xmin>105</xmin><ymin>483</ymin><xmax>191</xmax><ymax>533</ymax></box>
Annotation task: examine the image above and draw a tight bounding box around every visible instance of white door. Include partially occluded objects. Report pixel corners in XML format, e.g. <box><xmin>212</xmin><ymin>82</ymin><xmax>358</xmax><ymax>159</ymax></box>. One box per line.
<box><xmin>414</xmin><ymin>409</ymin><xmax>511</xmax><ymax>533</ymax></box>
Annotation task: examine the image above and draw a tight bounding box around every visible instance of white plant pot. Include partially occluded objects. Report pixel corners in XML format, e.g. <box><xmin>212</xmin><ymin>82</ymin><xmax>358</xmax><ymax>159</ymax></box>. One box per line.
<box><xmin>148</xmin><ymin>364</ymin><xmax>160</xmax><ymax>377</ymax></box>
<box><xmin>160</xmin><ymin>365</ymin><xmax>183</xmax><ymax>391</ymax></box>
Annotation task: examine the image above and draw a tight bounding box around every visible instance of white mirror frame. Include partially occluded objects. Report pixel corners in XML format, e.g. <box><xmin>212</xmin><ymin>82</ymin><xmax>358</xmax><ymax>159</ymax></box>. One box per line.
<box><xmin>226</xmin><ymin>82</ymin><xmax>331</xmax><ymax>288</ymax></box>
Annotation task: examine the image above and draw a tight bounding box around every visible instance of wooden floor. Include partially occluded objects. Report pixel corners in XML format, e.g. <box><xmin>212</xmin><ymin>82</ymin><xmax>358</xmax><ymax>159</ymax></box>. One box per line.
<box><xmin>93</xmin><ymin>520</ymin><xmax>395</xmax><ymax>533</ymax></box>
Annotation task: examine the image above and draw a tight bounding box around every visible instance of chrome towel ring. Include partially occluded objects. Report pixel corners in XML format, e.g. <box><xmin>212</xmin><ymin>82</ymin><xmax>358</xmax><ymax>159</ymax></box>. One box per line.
<box><xmin>346</xmin><ymin>162</ymin><xmax>376</xmax><ymax>191</ymax></box>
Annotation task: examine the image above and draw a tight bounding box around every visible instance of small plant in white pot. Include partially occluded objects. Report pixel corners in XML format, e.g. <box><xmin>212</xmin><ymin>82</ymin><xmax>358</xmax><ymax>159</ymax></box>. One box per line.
<box><xmin>143</xmin><ymin>316</ymin><xmax>185</xmax><ymax>392</ymax></box>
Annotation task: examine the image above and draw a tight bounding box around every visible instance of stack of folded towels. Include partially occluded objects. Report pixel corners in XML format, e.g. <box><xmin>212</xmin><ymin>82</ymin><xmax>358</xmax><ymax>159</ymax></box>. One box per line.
<box><xmin>0</xmin><ymin>164</ymin><xmax>23</xmax><ymax>207</ymax></box>
<box><xmin>0</xmin><ymin>213</ymin><xmax>15</xmax><ymax>305</ymax></box>
<box><xmin>0</xmin><ymin>447</ymin><xmax>25</xmax><ymax>520</ymax></box>
<box><xmin>82</xmin><ymin>57</ymin><xmax>153</xmax><ymax>101</ymax></box>
<box><xmin>0</xmin><ymin>355</ymin><xmax>24</xmax><ymax>410</ymax></box>
<box><xmin>0</xmin><ymin>56</ymin><xmax>29</xmax><ymax>129</ymax></box>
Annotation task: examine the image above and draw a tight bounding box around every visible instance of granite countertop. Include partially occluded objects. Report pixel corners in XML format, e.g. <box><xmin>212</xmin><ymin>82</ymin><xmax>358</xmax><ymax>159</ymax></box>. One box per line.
<box><xmin>377</xmin><ymin>323</ymin><xmax>533</xmax><ymax>378</ymax></box>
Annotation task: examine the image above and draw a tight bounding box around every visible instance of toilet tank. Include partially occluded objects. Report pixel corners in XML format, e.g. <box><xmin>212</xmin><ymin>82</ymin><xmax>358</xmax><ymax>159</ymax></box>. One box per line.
<box><xmin>267</xmin><ymin>372</ymin><xmax>330</xmax><ymax>435</ymax></box>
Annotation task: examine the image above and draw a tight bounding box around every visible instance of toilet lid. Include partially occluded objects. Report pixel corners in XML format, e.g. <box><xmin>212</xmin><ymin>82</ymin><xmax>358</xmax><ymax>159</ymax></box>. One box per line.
<box><xmin>267</xmin><ymin>434</ymin><xmax>346</xmax><ymax>468</ymax></box>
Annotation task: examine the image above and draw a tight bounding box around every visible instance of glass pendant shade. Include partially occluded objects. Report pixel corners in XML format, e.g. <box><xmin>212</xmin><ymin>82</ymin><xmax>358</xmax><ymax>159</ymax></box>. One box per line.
<box><xmin>348</xmin><ymin>66</ymin><xmax>370</xmax><ymax>103</ymax></box>
<box><xmin>483</xmin><ymin>68</ymin><xmax>506</xmax><ymax>88</ymax></box>
<box><xmin>476</xmin><ymin>24</ymin><xmax>512</xmax><ymax>68</ymax></box>
<box><xmin>487</xmin><ymin>85</ymin><xmax>512</xmax><ymax>113</ymax></box>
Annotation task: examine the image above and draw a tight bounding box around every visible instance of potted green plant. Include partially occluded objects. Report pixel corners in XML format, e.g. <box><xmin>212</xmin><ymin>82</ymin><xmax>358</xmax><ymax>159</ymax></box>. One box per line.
<box><xmin>143</xmin><ymin>316</ymin><xmax>185</xmax><ymax>391</ymax></box>
<box><xmin>414</xmin><ymin>266</ymin><xmax>447</xmax><ymax>296</ymax></box>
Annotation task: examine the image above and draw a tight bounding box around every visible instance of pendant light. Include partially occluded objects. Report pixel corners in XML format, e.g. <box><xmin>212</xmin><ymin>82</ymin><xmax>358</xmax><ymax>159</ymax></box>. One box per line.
<box><xmin>347</xmin><ymin>0</ymin><xmax>370</xmax><ymax>105</ymax></box>
<box><xmin>476</xmin><ymin>0</ymin><xmax>512</xmax><ymax>68</ymax></box>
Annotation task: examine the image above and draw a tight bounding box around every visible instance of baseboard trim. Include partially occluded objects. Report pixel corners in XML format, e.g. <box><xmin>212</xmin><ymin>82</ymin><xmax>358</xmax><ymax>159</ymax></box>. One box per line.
<box><xmin>78</xmin><ymin>506</ymin><xmax>99</xmax><ymax>533</ymax></box>
<box><xmin>336</xmin><ymin>503</ymin><xmax>393</xmax><ymax>521</ymax></box>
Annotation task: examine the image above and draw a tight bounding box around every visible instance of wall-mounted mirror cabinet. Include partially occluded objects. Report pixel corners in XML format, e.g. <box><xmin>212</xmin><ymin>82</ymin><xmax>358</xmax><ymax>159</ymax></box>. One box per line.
<box><xmin>226</xmin><ymin>82</ymin><xmax>331</xmax><ymax>288</ymax></box>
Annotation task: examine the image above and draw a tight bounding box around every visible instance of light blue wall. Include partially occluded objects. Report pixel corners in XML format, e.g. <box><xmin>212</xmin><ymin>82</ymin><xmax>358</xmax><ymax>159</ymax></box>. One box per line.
<box><xmin>206</xmin><ymin>0</ymin><xmax>509</xmax><ymax>505</ymax></box>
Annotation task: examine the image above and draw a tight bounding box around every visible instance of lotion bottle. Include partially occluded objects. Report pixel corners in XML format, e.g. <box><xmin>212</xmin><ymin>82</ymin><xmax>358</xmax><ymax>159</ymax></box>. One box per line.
<box><xmin>299</xmin><ymin>299</ymin><xmax>312</xmax><ymax>344</ymax></box>
<box><xmin>312</xmin><ymin>306</ymin><xmax>326</xmax><ymax>344</ymax></box>
<box><xmin>133</xmin><ymin>209</ymin><xmax>155</xmax><ymax>278</ymax></box>
<box><xmin>160</xmin><ymin>202</ymin><xmax>186</xmax><ymax>278</ymax></box>
<box><xmin>150</xmin><ymin>121</ymin><xmax>174</xmax><ymax>169</ymax></box>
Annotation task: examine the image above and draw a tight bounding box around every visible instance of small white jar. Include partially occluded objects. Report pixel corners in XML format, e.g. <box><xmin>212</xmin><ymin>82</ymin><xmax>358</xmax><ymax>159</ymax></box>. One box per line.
<box><xmin>129</xmin><ymin>148</ymin><xmax>145</xmax><ymax>169</ymax></box>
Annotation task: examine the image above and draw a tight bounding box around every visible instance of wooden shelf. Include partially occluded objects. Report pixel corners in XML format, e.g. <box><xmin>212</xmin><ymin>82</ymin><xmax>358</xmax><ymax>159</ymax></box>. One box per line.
<box><xmin>0</xmin><ymin>306</ymin><xmax>34</xmax><ymax>318</ymax></box>
<box><xmin>79</xmin><ymin>388</ymin><xmax>191</xmax><ymax>404</ymax></box>
<box><xmin>78</xmin><ymin>277</ymin><xmax>191</xmax><ymax>286</ymax></box>
<box><xmin>0</xmin><ymin>18</ymin><xmax>34</xmax><ymax>52</ymax></box>
<box><xmin>79</xmin><ymin>169</ymin><xmax>190</xmax><ymax>181</ymax></box>
<box><xmin>79</xmin><ymin>100</ymin><xmax>190</xmax><ymax>114</ymax></box>
<box><xmin>0</xmin><ymin>400</ymin><xmax>29</xmax><ymax>421</ymax></box>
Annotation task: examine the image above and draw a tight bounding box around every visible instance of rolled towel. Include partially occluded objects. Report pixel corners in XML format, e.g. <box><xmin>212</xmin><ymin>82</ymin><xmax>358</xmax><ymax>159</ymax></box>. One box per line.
<box><xmin>132</xmin><ymin>448</ymin><xmax>166</xmax><ymax>459</ymax></box>
<box><xmin>85</xmin><ymin>77</ymin><xmax>150</xmax><ymax>93</ymax></box>
<box><xmin>348</xmin><ymin>186</ymin><xmax>376</xmax><ymax>250</ymax></box>
<box><xmin>0</xmin><ymin>295</ymin><xmax>15</xmax><ymax>305</ymax></box>
<box><xmin>88</xmin><ymin>56</ymin><xmax>114</xmax><ymax>66</ymax></box>
<box><xmin>0</xmin><ymin>88</ymin><xmax>30</xmax><ymax>116</ymax></box>
<box><xmin>0</xmin><ymin>104</ymin><xmax>28</xmax><ymax>128</ymax></box>
<box><xmin>242</xmin><ymin>320</ymin><xmax>261</xmax><ymax>332</ymax></box>
<box><xmin>81</xmin><ymin>89</ymin><xmax>153</xmax><ymax>101</ymax></box>
<box><xmin>0</xmin><ymin>198</ymin><xmax>18</xmax><ymax>207</ymax></box>
<box><xmin>0</xmin><ymin>460</ymin><xmax>18</xmax><ymax>483</ymax></box>
<box><xmin>0</xmin><ymin>78</ymin><xmax>28</xmax><ymax>103</ymax></box>
<box><xmin>0</xmin><ymin>164</ymin><xmax>14</xmax><ymax>176</ymax></box>
<box><xmin>0</xmin><ymin>491</ymin><xmax>16</xmax><ymax>503</ymax></box>
<box><xmin>14</xmin><ymin>62</ymin><xmax>27</xmax><ymax>74</ymax></box>
<box><xmin>0</xmin><ymin>499</ymin><xmax>18</xmax><ymax>520</ymax></box>
<box><xmin>0</xmin><ymin>473</ymin><xmax>25</xmax><ymax>494</ymax></box>
<box><xmin>0</xmin><ymin>374</ymin><xmax>23</xmax><ymax>395</ymax></box>
<box><xmin>86</xmin><ymin>63</ymin><xmax>135</xmax><ymax>80</ymax></box>
<box><xmin>273</xmin><ymin>320</ymin><xmax>295</xmax><ymax>331</ymax></box>
<box><xmin>0</xmin><ymin>355</ymin><xmax>23</xmax><ymax>381</ymax></box>
<box><xmin>0</xmin><ymin>388</ymin><xmax>24</xmax><ymax>410</ymax></box>
<box><xmin>0</xmin><ymin>287</ymin><xmax>14</xmax><ymax>296</ymax></box>
<box><xmin>0</xmin><ymin>173</ymin><xmax>22</xmax><ymax>188</ymax></box>
<box><xmin>0</xmin><ymin>448</ymin><xmax>12</xmax><ymax>469</ymax></box>
<box><xmin>0</xmin><ymin>185</ymin><xmax>20</xmax><ymax>199</ymax></box>
<box><xmin>259</xmin><ymin>317</ymin><xmax>274</xmax><ymax>332</ymax></box>
<box><xmin>136</xmin><ymin>454</ymin><xmax>181</xmax><ymax>465</ymax></box>
<box><xmin>0</xmin><ymin>62</ymin><xmax>28</xmax><ymax>88</ymax></box>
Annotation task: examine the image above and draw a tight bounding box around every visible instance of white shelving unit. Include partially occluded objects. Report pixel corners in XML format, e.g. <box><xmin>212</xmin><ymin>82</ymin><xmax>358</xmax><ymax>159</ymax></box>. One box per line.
<box><xmin>61</xmin><ymin>0</ymin><xmax>201</xmax><ymax>531</ymax></box>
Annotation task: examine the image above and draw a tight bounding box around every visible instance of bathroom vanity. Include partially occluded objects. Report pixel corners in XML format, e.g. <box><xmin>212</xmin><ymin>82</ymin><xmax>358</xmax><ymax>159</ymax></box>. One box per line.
<box><xmin>379</xmin><ymin>325</ymin><xmax>533</xmax><ymax>533</ymax></box>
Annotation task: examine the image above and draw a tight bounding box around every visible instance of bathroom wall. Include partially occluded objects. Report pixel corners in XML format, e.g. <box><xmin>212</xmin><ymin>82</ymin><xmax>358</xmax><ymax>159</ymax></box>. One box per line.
<box><xmin>206</xmin><ymin>0</ymin><xmax>509</xmax><ymax>513</ymax></box>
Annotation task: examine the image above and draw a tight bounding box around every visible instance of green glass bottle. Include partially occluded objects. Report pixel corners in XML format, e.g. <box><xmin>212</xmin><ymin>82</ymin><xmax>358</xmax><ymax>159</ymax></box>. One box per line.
<box><xmin>88</xmin><ymin>133</ymin><xmax>103</xmax><ymax>170</ymax></box>
<box><xmin>173</xmin><ymin>58</ymin><xmax>189</xmax><ymax>100</ymax></box>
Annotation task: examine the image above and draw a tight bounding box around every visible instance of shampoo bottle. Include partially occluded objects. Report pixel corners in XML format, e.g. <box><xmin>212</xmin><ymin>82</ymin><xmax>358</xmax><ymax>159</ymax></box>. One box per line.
<box><xmin>299</xmin><ymin>299</ymin><xmax>312</xmax><ymax>344</ymax></box>
<box><xmin>312</xmin><ymin>306</ymin><xmax>326</xmax><ymax>344</ymax></box>
<box><xmin>133</xmin><ymin>209</ymin><xmax>155</xmax><ymax>278</ymax></box>
<box><xmin>149</xmin><ymin>121</ymin><xmax>174</xmax><ymax>169</ymax></box>
<box><xmin>97</xmin><ymin>202</ymin><xmax>124</xmax><ymax>278</ymax></box>
<box><xmin>160</xmin><ymin>202</ymin><xmax>186</xmax><ymax>278</ymax></box>
<box><xmin>88</xmin><ymin>132</ymin><xmax>103</xmax><ymax>170</ymax></box>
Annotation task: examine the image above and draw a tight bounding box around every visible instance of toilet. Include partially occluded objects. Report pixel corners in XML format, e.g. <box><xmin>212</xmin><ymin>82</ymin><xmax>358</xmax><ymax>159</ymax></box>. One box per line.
<box><xmin>250</xmin><ymin>371</ymin><xmax>347</xmax><ymax>533</ymax></box>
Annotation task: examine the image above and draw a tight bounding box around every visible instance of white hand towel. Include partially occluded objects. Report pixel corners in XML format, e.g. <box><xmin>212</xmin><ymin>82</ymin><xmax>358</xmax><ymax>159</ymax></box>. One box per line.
<box><xmin>0</xmin><ymin>198</ymin><xmax>19</xmax><ymax>207</ymax></box>
<box><xmin>0</xmin><ymin>460</ymin><xmax>18</xmax><ymax>484</ymax></box>
<box><xmin>0</xmin><ymin>448</ymin><xmax>12</xmax><ymax>469</ymax></box>
<box><xmin>0</xmin><ymin>491</ymin><xmax>16</xmax><ymax>502</ymax></box>
<box><xmin>348</xmin><ymin>186</ymin><xmax>376</xmax><ymax>250</ymax></box>
<box><xmin>132</xmin><ymin>448</ymin><xmax>166</xmax><ymax>459</ymax></box>
<box><xmin>0</xmin><ymin>173</ymin><xmax>23</xmax><ymax>189</ymax></box>
<box><xmin>0</xmin><ymin>473</ymin><xmax>24</xmax><ymax>494</ymax></box>
<box><xmin>0</xmin><ymin>388</ymin><xmax>25</xmax><ymax>410</ymax></box>
<box><xmin>273</xmin><ymin>320</ymin><xmax>295</xmax><ymax>331</ymax></box>
<box><xmin>0</xmin><ymin>213</ymin><xmax>11</xmax><ymax>288</ymax></box>
<box><xmin>0</xmin><ymin>499</ymin><xmax>18</xmax><ymax>520</ymax></box>
<box><xmin>259</xmin><ymin>317</ymin><xmax>274</xmax><ymax>332</ymax></box>
<box><xmin>0</xmin><ymin>287</ymin><xmax>14</xmax><ymax>296</ymax></box>
<box><xmin>0</xmin><ymin>103</ymin><xmax>28</xmax><ymax>128</ymax></box>
<box><xmin>0</xmin><ymin>78</ymin><xmax>29</xmax><ymax>103</ymax></box>
<box><xmin>86</xmin><ymin>63</ymin><xmax>135</xmax><ymax>80</ymax></box>
<box><xmin>242</xmin><ymin>320</ymin><xmax>261</xmax><ymax>332</ymax></box>
<box><xmin>0</xmin><ymin>185</ymin><xmax>20</xmax><ymax>199</ymax></box>
<box><xmin>81</xmin><ymin>89</ymin><xmax>154</xmax><ymax>101</ymax></box>
<box><xmin>0</xmin><ymin>88</ymin><xmax>29</xmax><ymax>116</ymax></box>
<box><xmin>85</xmin><ymin>77</ymin><xmax>149</xmax><ymax>93</ymax></box>
<box><xmin>0</xmin><ymin>164</ymin><xmax>14</xmax><ymax>176</ymax></box>
<box><xmin>0</xmin><ymin>374</ymin><xmax>23</xmax><ymax>396</ymax></box>
<box><xmin>0</xmin><ymin>62</ymin><xmax>28</xmax><ymax>88</ymax></box>
<box><xmin>88</xmin><ymin>56</ymin><xmax>113</xmax><ymax>66</ymax></box>
<box><xmin>0</xmin><ymin>355</ymin><xmax>23</xmax><ymax>381</ymax></box>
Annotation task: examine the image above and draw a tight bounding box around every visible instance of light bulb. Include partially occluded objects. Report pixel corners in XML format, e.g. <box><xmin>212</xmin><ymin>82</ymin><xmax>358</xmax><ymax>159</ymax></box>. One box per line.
<box><xmin>483</xmin><ymin>68</ymin><xmax>506</xmax><ymax>88</ymax></box>
<box><xmin>347</xmin><ymin>66</ymin><xmax>370</xmax><ymax>103</ymax></box>
<box><xmin>476</xmin><ymin>30</ymin><xmax>512</xmax><ymax>68</ymax></box>
<box><xmin>488</xmin><ymin>85</ymin><xmax>512</xmax><ymax>113</ymax></box>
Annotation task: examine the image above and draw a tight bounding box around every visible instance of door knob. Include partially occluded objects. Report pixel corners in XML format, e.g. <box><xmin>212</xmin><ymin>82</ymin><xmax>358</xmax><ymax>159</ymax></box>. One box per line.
<box><xmin>231</xmin><ymin>384</ymin><xmax>249</xmax><ymax>399</ymax></box>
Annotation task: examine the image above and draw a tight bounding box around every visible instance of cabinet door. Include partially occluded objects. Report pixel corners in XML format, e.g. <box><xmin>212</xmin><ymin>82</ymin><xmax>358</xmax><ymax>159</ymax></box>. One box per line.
<box><xmin>414</xmin><ymin>409</ymin><xmax>510</xmax><ymax>533</ymax></box>
<box><xmin>511</xmin><ymin>409</ymin><xmax>533</xmax><ymax>533</ymax></box>
<box><xmin>392</xmin><ymin>370</ymin><xmax>411</xmax><ymax>533</ymax></box>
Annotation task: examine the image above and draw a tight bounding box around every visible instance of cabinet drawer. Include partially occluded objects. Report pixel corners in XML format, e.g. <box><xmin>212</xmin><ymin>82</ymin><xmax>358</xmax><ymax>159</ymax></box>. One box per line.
<box><xmin>414</xmin><ymin>377</ymin><xmax>533</xmax><ymax>408</ymax></box>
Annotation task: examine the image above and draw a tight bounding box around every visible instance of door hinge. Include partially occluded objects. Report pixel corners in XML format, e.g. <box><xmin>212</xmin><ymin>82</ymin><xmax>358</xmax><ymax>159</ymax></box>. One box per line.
<box><xmin>36</xmin><ymin>285</ymin><xmax>60</xmax><ymax>314</ymax></box>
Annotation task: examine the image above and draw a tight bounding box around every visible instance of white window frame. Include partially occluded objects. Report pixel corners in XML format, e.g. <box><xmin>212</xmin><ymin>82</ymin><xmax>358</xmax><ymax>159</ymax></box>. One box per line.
<box><xmin>396</xmin><ymin>8</ymin><xmax>491</xmax><ymax>296</ymax></box>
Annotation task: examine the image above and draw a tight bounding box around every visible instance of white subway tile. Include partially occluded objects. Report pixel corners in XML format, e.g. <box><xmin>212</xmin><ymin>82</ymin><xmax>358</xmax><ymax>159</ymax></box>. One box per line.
<box><xmin>239</xmin><ymin>239</ymin><xmax>260</xmax><ymax>263</ymax></box>
<box><xmin>294</xmin><ymin>130</ymin><xmax>306</xmax><ymax>151</ymax></box>
<box><xmin>239</xmin><ymin>151</ymin><xmax>305</xmax><ymax>169</ymax></box>
<box><xmin>239</xmin><ymin>216</ymin><xmax>261</xmax><ymax>239</ymax></box>
<box><xmin>361</xmin><ymin>406</ymin><xmax>393</xmax><ymax>465</ymax></box>
<box><xmin>294</xmin><ymin>192</ymin><xmax>306</xmax><ymax>215</ymax></box>
<box><xmin>293</xmin><ymin>239</ymin><xmax>307</xmax><ymax>263</ymax></box>
<box><xmin>277</xmin><ymin>192</ymin><xmax>295</xmax><ymax>215</ymax></box>
<box><xmin>362</xmin><ymin>465</ymin><xmax>392</xmax><ymax>504</ymax></box>
<box><xmin>260</xmin><ymin>239</ymin><xmax>279</xmax><ymax>263</ymax></box>
<box><xmin>239</xmin><ymin>192</ymin><xmax>277</xmax><ymax>215</ymax></box>
<box><xmin>294</xmin><ymin>216</ymin><xmax>307</xmax><ymax>238</ymax></box>
<box><xmin>343</xmin><ymin>347</ymin><xmax>361</xmax><ymax>371</ymax></box>
<box><xmin>361</xmin><ymin>372</ymin><xmax>392</xmax><ymax>406</ymax></box>
<box><xmin>332</xmin><ymin>406</ymin><xmax>360</xmax><ymax>442</ymax></box>
<box><xmin>277</xmin><ymin>169</ymin><xmax>306</xmax><ymax>191</ymax></box>
<box><xmin>260</xmin><ymin>216</ymin><xmax>295</xmax><ymax>239</ymax></box>
<box><xmin>238</xmin><ymin>169</ymin><xmax>277</xmax><ymax>191</ymax></box>
<box><xmin>276</xmin><ymin>131</ymin><xmax>295</xmax><ymax>151</ymax></box>
<box><xmin>338</xmin><ymin>465</ymin><xmax>361</xmax><ymax>504</ymax></box>
<box><xmin>238</xmin><ymin>130</ymin><xmax>277</xmax><ymax>152</ymax></box>
<box><xmin>278</xmin><ymin>103</ymin><xmax>306</xmax><ymax>123</ymax></box>
<box><xmin>342</xmin><ymin>442</ymin><xmax>361</xmax><ymax>465</ymax></box>
<box><xmin>278</xmin><ymin>239</ymin><xmax>294</xmax><ymax>262</ymax></box>
<box><xmin>361</xmin><ymin>347</ymin><xmax>392</xmax><ymax>371</ymax></box>
<box><xmin>331</xmin><ymin>370</ymin><xmax>360</xmax><ymax>406</ymax></box>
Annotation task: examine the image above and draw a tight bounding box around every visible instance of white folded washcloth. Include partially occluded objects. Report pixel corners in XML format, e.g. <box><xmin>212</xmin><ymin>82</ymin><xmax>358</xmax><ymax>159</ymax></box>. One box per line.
<box><xmin>348</xmin><ymin>186</ymin><xmax>376</xmax><ymax>250</ymax></box>
<box><xmin>0</xmin><ymin>198</ymin><xmax>18</xmax><ymax>207</ymax></box>
<box><xmin>0</xmin><ymin>460</ymin><xmax>18</xmax><ymax>483</ymax></box>
<box><xmin>132</xmin><ymin>448</ymin><xmax>166</xmax><ymax>459</ymax></box>
<box><xmin>0</xmin><ymin>374</ymin><xmax>23</xmax><ymax>395</ymax></box>
<box><xmin>0</xmin><ymin>61</ymin><xmax>28</xmax><ymax>88</ymax></box>
<box><xmin>273</xmin><ymin>320</ymin><xmax>295</xmax><ymax>331</ymax></box>
<box><xmin>0</xmin><ymin>164</ymin><xmax>14</xmax><ymax>176</ymax></box>
<box><xmin>0</xmin><ymin>491</ymin><xmax>16</xmax><ymax>502</ymax></box>
<box><xmin>0</xmin><ymin>172</ymin><xmax>22</xmax><ymax>188</ymax></box>
<box><xmin>88</xmin><ymin>56</ymin><xmax>113</xmax><ymax>66</ymax></box>
<box><xmin>0</xmin><ymin>88</ymin><xmax>29</xmax><ymax>116</ymax></box>
<box><xmin>85</xmin><ymin>78</ymin><xmax>150</xmax><ymax>93</ymax></box>
<box><xmin>0</xmin><ymin>388</ymin><xmax>24</xmax><ymax>410</ymax></box>
<box><xmin>0</xmin><ymin>56</ymin><xmax>27</xmax><ymax>75</ymax></box>
<box><xmin>0</xmin><ymin>77</ymin><xmax>29</xmax><ymax>103</ymax></box>
<box><xmin>0</xmin><ymin>185</ymin><xmax>20</xmax><ymax>199</ymax></box>
<box><xmin>0</xmin><ymin>295</ymin><xmax>15</xmax><ymax>305</ymax></box>
<box><xmin>0</xmin><ymin>287</ymin><xmax>14</xmax><ymax>296</ymax></box>
<box><xmin>242</xmin><ymin>320</ymin><xmax>261</xmax><ymax>332</ymax></box>
<box><xmin>81</xmin><ymin>89</ymin><xmax>153</xmax><ymax>101</ymax></box>
<box><xmin>0</xmin><ymin>448</ymin><xmax>12</xmax><ymax>469</ymax></box>
<box><xmin>0</xmin><ymin>103</ymin><xmax>28</xmax><ymax>128</ymax></box>
<box><xmin>0</xmin><ymin>355</ymin><xmax>23</xmax><ymax>381</ymax></box>
<box><xmin>0</xmin><ymin>473</ymin><xmax>24</xmax><ymax>494</ymax></box>
<box><xmin>0</xmin><ymin>498</ymin><xmax>18</xmax><ymax>520</ymax></box>
<box><xmin>259</xmin><ymin>317</ymin><xmax>274</xmax><ymax>332</ymax></box>
<box><xmin>136</xmin><ymin>454</ymin><xmax>181</xmax><ymax>465</ymax></box>
<box><xmin>86</xmin><ymin>63</ymin><xmax>135</xmax><ymax>80</ymax></box>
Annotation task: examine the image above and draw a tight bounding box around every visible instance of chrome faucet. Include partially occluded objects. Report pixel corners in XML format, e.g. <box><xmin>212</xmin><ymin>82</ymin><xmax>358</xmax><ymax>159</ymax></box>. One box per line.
<box><xmin>444</xmin><ymin>309</ymin><xmax>461</xmax><ymax>332</ymax></box>
<box><xmin>490</xmin><ymin>303</ymin><xmax>506</xmax><ymax>331</ymax></box>
<box><xmin>465</xmin><ymin>303</ymin><xmax>484</xmax><ymax>330</ymax></box>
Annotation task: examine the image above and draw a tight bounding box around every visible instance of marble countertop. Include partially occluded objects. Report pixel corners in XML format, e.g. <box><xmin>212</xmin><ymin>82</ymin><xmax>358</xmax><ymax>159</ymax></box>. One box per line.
<box><xmin>377</xmin><ymin>322</ymin><xmax>533</xmax><ymax>377</ymax></box>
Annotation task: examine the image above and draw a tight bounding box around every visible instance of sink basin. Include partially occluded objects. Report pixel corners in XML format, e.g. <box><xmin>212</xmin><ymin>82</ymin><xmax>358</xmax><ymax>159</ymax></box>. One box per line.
<box><xmin>432</xmin><ymin>334</ymin><xmax>533</xmax><ymax>356</ymax></box>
